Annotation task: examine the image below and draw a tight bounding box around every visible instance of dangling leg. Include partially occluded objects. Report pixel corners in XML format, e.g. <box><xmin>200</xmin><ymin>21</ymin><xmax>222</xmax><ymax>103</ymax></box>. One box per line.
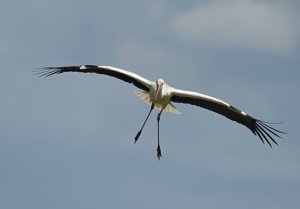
<box><xmin>156</xmin><ymin>109</ymin><xmax>163</xmax><ymax>160</ymax></box>
<box><xmin>135</xmin><ymin>103</ymin><xmax>154</xmax><ymax>143</ymax></box>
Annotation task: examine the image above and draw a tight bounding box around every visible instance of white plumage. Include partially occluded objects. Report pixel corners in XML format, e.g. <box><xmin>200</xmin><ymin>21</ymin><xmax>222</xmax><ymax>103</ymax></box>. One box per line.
<box><xmin>36</xmin><ymin>65</ymin><xmax>284</xmax><ymax>159</ymax></box>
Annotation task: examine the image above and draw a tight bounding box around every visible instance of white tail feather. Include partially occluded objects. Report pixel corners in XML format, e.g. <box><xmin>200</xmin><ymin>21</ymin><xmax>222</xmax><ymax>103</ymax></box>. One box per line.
<box><xmin>135</xmin><ymin>91</ymin><xmax>181</xmax><ymax>114</ymax></box>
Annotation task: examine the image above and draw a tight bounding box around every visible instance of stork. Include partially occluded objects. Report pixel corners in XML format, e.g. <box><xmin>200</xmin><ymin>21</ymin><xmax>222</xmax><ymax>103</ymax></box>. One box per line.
<box><xmin>36</xmin><ymin>65</ymin><xmax>284</xmax><ymax>159</ymax></box>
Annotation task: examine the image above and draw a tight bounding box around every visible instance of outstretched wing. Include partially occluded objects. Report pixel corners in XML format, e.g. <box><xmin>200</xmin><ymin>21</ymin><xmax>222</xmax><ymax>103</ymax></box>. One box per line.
<box><xmin>171</xmin><ymin>88</ymin><xmax>285</xmax><ymax>147</ymax></box>
<box><xmin>35</xmin><ymin>65</ymin><xmax>152</xmax><ymax>91</ymax></box>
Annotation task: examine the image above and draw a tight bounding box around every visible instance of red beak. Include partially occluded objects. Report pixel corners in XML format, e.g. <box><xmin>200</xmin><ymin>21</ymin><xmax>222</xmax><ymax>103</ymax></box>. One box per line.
<box><xmin>155</xmin><ymin>83</ymin><xmax>162</xmax><ymax>100</ymax></box>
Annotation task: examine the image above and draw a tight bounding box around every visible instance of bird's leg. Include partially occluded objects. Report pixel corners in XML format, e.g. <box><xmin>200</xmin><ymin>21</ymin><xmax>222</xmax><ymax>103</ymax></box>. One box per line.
<box><xmin>135</xmin><ymin>103</ymin><xmax>155</xmax><ymax>143</ymax></box>
<box><xmin>156</xmin><ymin>110</ymin><xmax>163</xmax><ymax>160</ymax></box>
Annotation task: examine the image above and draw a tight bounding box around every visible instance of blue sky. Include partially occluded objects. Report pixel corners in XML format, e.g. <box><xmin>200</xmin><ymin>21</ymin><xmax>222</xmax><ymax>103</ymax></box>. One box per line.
<box><xmin>1</xmin><ymin>0</ymin><xmax>299</xmax><ymax>208</ymax></box>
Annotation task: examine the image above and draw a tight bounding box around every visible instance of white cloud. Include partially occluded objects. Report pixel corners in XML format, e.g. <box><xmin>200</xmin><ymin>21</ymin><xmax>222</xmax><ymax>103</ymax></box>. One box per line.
<box><xmin>170</xmin><ymin>0</ymin><xmax>300</xmax><ymax>53</ymax></box>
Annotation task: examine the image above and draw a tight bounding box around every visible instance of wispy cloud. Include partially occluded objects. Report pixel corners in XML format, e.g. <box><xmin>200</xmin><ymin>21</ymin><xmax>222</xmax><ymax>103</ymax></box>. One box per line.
<box><xmin>169</xmin><ymin>0</ymin><xmax>300</xmax><ymax>53</ymax></box>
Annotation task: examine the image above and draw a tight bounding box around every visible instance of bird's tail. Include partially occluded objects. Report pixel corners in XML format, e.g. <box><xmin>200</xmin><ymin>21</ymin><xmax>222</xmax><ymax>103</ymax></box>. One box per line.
<box><xmin>134</xmin><ymin>91</ymin><xmax>181</xmax><ymax>114</ymax></box>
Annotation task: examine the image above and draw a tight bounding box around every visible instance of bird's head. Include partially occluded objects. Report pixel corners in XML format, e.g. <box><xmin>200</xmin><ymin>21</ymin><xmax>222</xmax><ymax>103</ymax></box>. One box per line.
<box><xmin>156</xmin><ymin>78</ymin><xmax>164</xmax><ymax>86</ymax></box>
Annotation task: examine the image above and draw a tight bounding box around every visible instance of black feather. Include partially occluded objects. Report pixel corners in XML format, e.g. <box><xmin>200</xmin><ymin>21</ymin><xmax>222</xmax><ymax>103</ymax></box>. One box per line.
<box><xmin>35</xmin><ymin>66</ymin><xmax>150</xmax><ymax>91</ymax></box>
<box><xmin>171</xmin><ymin>94</ymin><xmax>285</xmax><ymax>147</ymax></box>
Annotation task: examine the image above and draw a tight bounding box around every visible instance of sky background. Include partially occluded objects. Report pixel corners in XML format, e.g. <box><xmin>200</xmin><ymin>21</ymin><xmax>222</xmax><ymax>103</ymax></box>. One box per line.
<box><xmin>1</xmin><ymin>0</ymin><xmax>299</xmax><ymax>208</ymax></box>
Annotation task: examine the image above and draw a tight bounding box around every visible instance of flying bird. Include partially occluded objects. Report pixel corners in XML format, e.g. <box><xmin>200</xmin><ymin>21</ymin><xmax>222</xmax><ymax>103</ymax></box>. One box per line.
<box><xmin>36</xmin><ymin>65</ymin><xmax>284</xmax><ymax>159</ymax></box>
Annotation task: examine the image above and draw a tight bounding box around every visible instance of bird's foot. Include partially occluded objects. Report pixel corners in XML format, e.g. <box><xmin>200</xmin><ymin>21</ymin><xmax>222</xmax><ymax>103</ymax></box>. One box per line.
<box><xmin>134</xmin><ymin>130</ymin><xmax>141</xmax><ymax>143</ymax></box>
<box><xmin>157</xmin><ymin>145</ymin><xmax>162</xmax><ymax>160</ymax></box>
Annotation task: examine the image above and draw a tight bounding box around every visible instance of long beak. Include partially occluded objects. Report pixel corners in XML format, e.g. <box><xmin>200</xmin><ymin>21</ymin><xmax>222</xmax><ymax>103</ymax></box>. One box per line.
<box><xmin>155</xmin><ymin>84</ymin><xmax>162</xmax><ymax>101</ymax></box>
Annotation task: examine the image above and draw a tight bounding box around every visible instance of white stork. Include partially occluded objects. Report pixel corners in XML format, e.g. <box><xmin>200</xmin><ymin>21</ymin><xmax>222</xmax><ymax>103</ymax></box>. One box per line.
<box><xmin>36</xmin><ymin>65</ymin><xmax>284</xmax><ymax>159</ymax></box>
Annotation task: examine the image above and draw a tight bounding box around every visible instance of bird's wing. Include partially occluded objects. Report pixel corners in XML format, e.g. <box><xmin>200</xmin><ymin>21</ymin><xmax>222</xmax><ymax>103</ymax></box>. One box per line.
<box><xmin>35</xmin><ymin>65</ymin><xmax>152</xmax><ymax>91</ymax></box>
<box><xmin>171</xmin><ymin>88</ymin><xmax>284</xmax><ymax>147</ymax></box>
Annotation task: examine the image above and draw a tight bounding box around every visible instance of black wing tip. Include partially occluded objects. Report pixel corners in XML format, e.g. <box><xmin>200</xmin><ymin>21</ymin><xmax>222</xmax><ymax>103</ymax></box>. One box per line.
<box><xmin>34</xmin><ymin>65</ymin><xmax>102</xmax><ymax>77</ymax></box>
<box><xmin>33</xmin><ymin>67</ymin><xmax>63</xmax><ymax>77</ymax></box>
<box><xmin>252</xmin><ymin>118</ymin><xmax>286</xmax><ymax>147</ymax></box>
<box><xmin>34</xmin><ymin>66</ymin><xmax>78</xmax><ymax>77</ymax></box>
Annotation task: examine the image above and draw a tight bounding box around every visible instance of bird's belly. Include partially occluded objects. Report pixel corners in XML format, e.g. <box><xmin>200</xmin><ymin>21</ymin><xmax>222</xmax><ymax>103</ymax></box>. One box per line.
<box><xmin>151</xmin><ymin>95</ymin><xmax>170</xmax><ymax>108</ymax></box>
